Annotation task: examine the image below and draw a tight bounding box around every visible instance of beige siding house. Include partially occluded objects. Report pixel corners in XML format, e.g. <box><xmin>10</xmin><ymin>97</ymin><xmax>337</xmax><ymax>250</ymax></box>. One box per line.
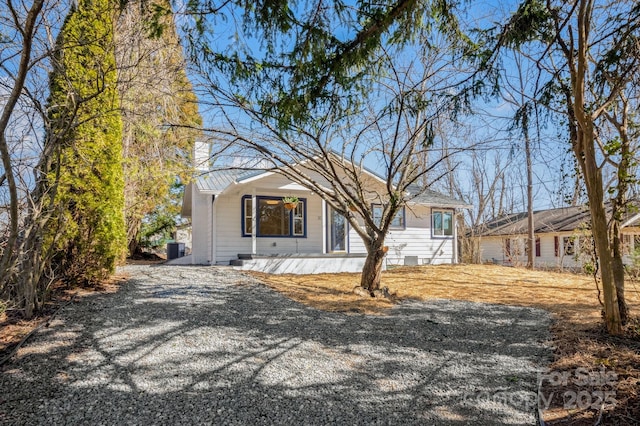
<box><xmin>177</xmin><ymin>157</ymin><xmax>469</xmax><ymax>273</ymax></box>
<box><xmin>474</xmin><ymin>206</ymin><xmax>640</xmax><ymax>269</ymax></box>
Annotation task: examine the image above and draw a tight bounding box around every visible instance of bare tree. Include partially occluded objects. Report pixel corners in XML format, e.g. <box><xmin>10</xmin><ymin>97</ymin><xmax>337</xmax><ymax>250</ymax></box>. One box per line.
<box><xmin>503</xmin><ymin>0</ymin><xmax>640</xmax><ymax>332</ymax></box>
<box><xmin>195</xmin><ymin>47</ymin><xmax>469</xmax><ymax>293</ymax></box>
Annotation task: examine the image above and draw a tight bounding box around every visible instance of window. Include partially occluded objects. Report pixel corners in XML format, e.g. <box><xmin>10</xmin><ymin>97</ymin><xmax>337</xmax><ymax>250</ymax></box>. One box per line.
<box><xmin>563</xmin><ymin>236</ymin><xmax>576</xmax><ymax>256</ymax></box>
<box><xmin>432</xmin><ymin>209</ymin><xmax>453</xmax><ymax>237</ymax></box>
<box><xmin>623</xmin><ymin>235</ymin><xmax>632</xmax><ymax>255</ymax></box>
<box><xmin>242</xmin><ymin>196</ymin><xmax>306</xmax><ymax>237</ymax></box>
<box><xmin>243</xmin><ymin>197</ymin><xmax>253</xmax><ymax>235</ymax></box>
<box><xmin>292</xmin><ymin>202</ymin><xmax>304</xmax><ymax>236</ymax></box>
<box><xmin>372</xmin><ymin>204</ymin><xmax>405</xmax><ymax>229</ymax></box>
<box><xmin>524</xmin><ymin>237</ymin><xmax>541</xmax><ymax>257</ymax></box>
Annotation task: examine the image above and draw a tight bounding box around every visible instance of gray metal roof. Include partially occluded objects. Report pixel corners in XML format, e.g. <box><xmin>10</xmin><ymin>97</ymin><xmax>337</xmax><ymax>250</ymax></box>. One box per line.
<box><xmin>194</xmin><ymin>169</ymin><xmax>268</xmax><ymax>193</ymax></box>
<box><xmin>193</xmin><ymin>169</ymin><xmax>469</xmax><ymax>208</ymax></box>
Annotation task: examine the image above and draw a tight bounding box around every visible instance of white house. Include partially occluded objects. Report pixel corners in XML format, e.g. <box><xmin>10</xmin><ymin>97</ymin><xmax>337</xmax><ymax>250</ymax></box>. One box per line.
<box><xmin>474</xmin><ymin>205</ymin><xmax>640</xmax><ymax>269</ymax></box>
<box><xmin>175</xmin><ymin>150</ymin><xmax>470</xmax><ymax>274</ymax></box>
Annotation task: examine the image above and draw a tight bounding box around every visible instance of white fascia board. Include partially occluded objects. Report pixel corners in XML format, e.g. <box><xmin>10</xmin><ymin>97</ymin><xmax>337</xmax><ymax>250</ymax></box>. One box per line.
<box><xmin>622</xmin><ymin>212</ymin><xmax>640</xmax><ymax>228</ymax></box>
<box><xmin>406</xmin><ymin>201</ymin><xmax>473</xmax><ymax>209</ymax></box>
<box><xmin>236</xmin><ymin>171</ymin><xmax>274</xmax><ymax>184</ymax></box>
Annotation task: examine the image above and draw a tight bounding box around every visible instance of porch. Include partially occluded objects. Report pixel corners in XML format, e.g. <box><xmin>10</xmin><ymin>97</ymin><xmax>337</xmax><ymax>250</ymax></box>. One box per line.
<box><xmin>230</xmin><ymin>253</ymin><xmax>371</xmax><ymax>274</ymax></box>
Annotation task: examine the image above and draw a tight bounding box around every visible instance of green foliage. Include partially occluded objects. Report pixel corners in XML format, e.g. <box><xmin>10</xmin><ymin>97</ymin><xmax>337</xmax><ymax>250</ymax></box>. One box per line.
<box><xmin>182</xmin><ymin>0</ymin><xmax>488</xmax><ymax>128</ymax></box>
<box><xmin>116</xmin><ymin>0</ymin><xmax>202</xmax><ymax>256</ymax></box>
<box><xmin>136</xmin><ymin>181</ymin><xmax>186</xmax><ymax>249</ymax></box>
<box><xmin>502</xmin><ymin>0</ymin><xmax>554</xmax><ymax>47</ymax></box>
<box><xmin>47</xmin><ymin>0</ymin><xmax>126</xmax><ymax>285</ymax></box>
<box><xmin>139</xmin><ymin>203</ymin><xmax>181</xmax><ymax>249</ymax></box>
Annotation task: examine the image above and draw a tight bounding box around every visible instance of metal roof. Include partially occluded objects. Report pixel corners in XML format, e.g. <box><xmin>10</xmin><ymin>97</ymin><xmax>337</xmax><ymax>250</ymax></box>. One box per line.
<box><xmin>193</xmin><ymin>169</ymin><xmax>469</xmax><ymax>208</ymax></box>
<box><xmin>194</xmin><ymin>169</ymin><xmax>267</xmax><ymax>193</ymax></box>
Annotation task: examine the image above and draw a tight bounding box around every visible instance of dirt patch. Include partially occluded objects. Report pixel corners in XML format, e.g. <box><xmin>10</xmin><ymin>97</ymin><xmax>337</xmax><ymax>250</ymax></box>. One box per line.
<box><xmin>126</xmin><ymin>251</ymin><xmax>166</xmax><ymax>265</ymax></box>
<box><xmin>250</xmin><ymin>264</ymin><xmax>640</xmax><ymax>425</ymax></box>
<box><xmin>0</xmin><ymin>274</ymin><xmax>128</xmax><ymax>363</ymax></box>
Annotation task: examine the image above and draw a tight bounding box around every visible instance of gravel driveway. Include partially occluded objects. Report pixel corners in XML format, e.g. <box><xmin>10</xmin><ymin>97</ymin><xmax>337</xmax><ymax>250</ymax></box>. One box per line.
<box><xmin>1</xmin><ymin>265</ymin><xmax>552</xmax><ymax>425</ymax></box>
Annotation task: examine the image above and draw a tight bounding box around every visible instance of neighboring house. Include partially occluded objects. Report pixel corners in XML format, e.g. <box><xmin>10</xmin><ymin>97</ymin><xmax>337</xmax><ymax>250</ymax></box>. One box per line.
<box><xmin>474</xmin><ymin>205</ymin><xmax>640</xmax><ymax>269</ymax></box>
<box><xmin>175</xmin><ymin>150</ymin><xmax>470</xmax><ymax>273</ymax></box>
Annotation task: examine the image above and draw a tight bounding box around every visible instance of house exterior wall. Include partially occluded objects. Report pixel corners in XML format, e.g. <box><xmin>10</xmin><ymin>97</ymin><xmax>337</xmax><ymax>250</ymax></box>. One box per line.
<box><xmin>191</xmin><ymin>187</ymin><xmax>212</xmax><ymax>264</ymax></box>
<box><xmin>211</xmin><ymin>174</ymin><xmax>325</xmax><ymax>264</ymax></box>
<box><xmin>348</xmin><ymin>205</ymin><xmax>457</xmax><ymax>265</ymax></box>
<box><xmin>477</xmin><ymin>232</ymin><xmax>610</xmax><ymax>269</ymax></box>
<box><xmin>190</xmin><ymin>173</ymin><xmax>461</xmax><ymax>267</ymax></box>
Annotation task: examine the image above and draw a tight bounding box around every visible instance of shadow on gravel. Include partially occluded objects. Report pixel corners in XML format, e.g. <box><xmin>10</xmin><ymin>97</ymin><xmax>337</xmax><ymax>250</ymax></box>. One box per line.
<box><xmin>0</xmin><ymin>266</ymin><xmax>552</xmax><ymax>425</ymax></box>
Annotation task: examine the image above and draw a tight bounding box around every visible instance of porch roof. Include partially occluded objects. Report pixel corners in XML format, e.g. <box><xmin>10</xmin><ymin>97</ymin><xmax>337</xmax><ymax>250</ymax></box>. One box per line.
<box><xmin>194</xmin><ymin>169</ymin><xmax>268</xmax><ymax>194</ymax></box>
<box><xmin>194</xmin><ymin>170</ymin><xmax>469</xmax><ymax>208</ymax></box>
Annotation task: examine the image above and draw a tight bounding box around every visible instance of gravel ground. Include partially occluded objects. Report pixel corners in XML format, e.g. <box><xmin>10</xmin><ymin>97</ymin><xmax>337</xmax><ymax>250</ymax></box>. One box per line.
<box><xmin>1</xmin><ymin>265</ymin><xmax>552</xmax><ymax>425</ymax></box>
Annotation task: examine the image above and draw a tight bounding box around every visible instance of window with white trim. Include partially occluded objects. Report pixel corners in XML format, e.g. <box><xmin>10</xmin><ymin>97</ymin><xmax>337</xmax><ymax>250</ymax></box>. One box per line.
<box><xmin>563</xmin><ymin>236</ymin><xmax>576</xmax><ymax>256</ymax></box>
<box><xmin>292</xmin><ymin>202</ymin><xmax>304</xmax><ymax>236</ymax></box>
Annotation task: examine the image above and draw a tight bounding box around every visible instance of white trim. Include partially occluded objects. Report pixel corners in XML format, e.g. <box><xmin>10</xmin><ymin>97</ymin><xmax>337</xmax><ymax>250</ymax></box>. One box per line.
<box><xmin>237</xmin><ymin>171</ymin><xmax>274</xmax><ymax>184</ymax></box>
<box><xmin>453</xmin><ymin>210</ymin><xmax>459</xmax><ymax>263</ymax></box>
<box><xmin>207</xmin><ymin>194</ymin><xmax>213</xmax><ymax>264</ymax></box>
<box><xmin>622</xmin><ymin>213</ymin><xmax>640</xmax><ymax>228</ymax></box>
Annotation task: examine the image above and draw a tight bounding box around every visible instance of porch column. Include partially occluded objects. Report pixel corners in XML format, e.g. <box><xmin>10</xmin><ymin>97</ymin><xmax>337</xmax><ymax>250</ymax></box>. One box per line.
<box><xmin>453</xmin><ymin>210</ymin><xmax>458</xmax><ymax>264</ymax></box>
<box><xmin>251</xmin><ymin>190</ymin><xmax>257</xmax><ymax>255</ymax></box>
<box><xmin>211</xmin><ymin>195</ymin><xmax>216</xmax><ymax>264</ymax></box>
<box><xmin>321</xmin><ymin>198</ymin><xmax>327</xmax><ymax>254</ymax></box>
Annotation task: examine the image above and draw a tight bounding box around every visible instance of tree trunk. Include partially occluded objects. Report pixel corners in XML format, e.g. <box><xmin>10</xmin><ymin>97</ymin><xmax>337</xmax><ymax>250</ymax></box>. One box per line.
<box><xmin>577</xmin><ymin>125</ymin><xmax>622</xmax><ymax>335</ymax></box>
<box><xmin>360</xmin><ymin>239</ymin><xmax>386</xmax><ymax>294</ymax></box>
<box><xmin>611</xmin><ymin>221</ymin><xmax>629</xmax><ymax>324</ymax></box>
<box><xmin>127</xmin><ymin>218</ymin><xmax>142</xmax><ymax>257</ymax></box>
<box><xmin>567</xmin><ymin>0</ymin><xmax>622</xmax><ymax>335</ymax></box>
<box><xmin>524</xmin><ymin>110</ymin><xmax>534</xmax><ymax>269</ymax></box>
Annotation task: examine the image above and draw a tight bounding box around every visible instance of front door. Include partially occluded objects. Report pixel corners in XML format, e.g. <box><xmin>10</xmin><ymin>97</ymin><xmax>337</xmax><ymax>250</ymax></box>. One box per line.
<box><xmin>328</xmin><ymin>207</ymin><xmax>347</xmax><ymax>252</ymax></box>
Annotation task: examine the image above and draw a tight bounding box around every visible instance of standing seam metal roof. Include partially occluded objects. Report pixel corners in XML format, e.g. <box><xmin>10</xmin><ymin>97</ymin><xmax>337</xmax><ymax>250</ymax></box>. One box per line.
<box><xmin>194</xmin><ymin>169</ymin><xmax>268</xmax><ymax>193</ymax></box>
<box><xmin>194</xmin><ymin>170</ymin><xmax>469</xmax><ymax>208</ymax></box>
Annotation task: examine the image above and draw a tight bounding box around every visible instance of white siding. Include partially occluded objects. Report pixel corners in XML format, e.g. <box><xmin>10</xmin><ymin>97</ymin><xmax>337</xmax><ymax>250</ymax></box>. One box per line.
<box><xmin>478</xmin><ymin>233</ymin><xmax>589</xmax><ymax>269</ymax></box>
<box><xmin>191</xmin><ymin>188</ymin><xmax>212</xmax><ymax>264</ymax></box>
<box><xmin>348</xmin><ymin>205</ymin><xmax>457</xmax><ymax>265</ymax></box>
<box><xmin>191</xmin><ymin>171</ymin><xmax>462</xmax><ymax>266</ymax></box>
<box><xmin>212</xmin><ymin>174</ymin><xmax>325</xmax><ymax>264</ymax></box>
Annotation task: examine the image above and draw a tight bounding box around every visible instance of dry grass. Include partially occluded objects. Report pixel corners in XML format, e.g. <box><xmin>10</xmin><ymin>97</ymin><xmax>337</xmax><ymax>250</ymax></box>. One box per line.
<box><xmin>252</xmin><ymin>264</ymin><xmax>640</xmax><ymax>425</ymax></box>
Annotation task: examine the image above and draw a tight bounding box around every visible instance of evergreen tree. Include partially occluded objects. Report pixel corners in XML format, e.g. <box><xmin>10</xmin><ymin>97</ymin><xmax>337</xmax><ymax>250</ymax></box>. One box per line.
<box><xmin>47</xmin><ymin>0</ymin><xmax>126</xmax><ymax>284</ymax></box>
<box><xmin>115</xmin><ymin>0</ymin><xmax>202</xmax><ymax>256</ymax></box>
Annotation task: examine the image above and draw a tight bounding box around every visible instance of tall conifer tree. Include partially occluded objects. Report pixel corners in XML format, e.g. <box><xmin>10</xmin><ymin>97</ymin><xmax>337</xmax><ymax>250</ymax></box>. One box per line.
<box><xmin>115</xmin><ymin>0</ymin><xmax>202</xmax><ymax>255</ymax></box>
<box><xmin>48</xmin><ymin>0</ymin><xmax>126</xmax><ymax>283</ymax></box>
